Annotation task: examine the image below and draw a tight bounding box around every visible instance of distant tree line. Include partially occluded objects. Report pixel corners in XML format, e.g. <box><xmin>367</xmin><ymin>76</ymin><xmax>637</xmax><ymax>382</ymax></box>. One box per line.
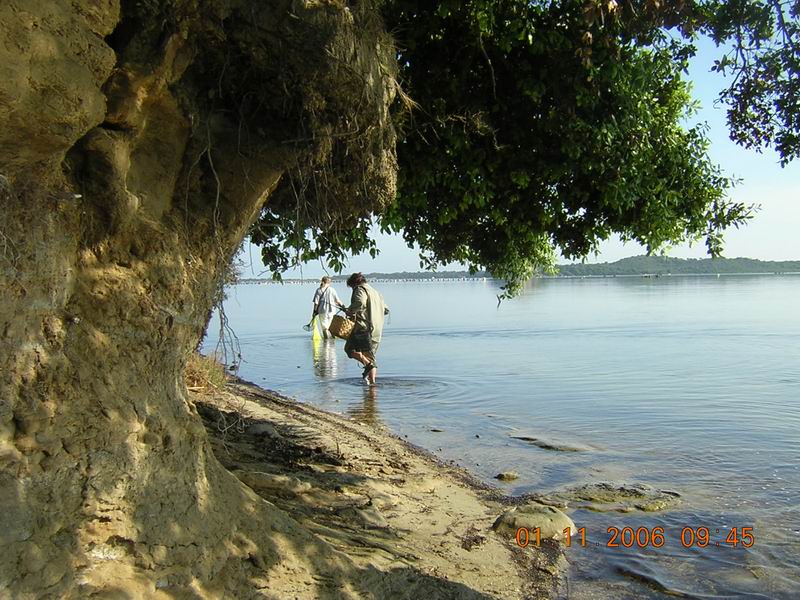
<box><xmin>555</xmin><ymin>255</ymin><xmax>800</xmax><ymax>277</ymax></box>
<box><xmin>238</xmin><ymin>256</ymin><xmax>800</xmax><ymax>284</ymax></box>
<box><xmin>329</xmin><ymin>270</ymin><xmax>491</xmax><ymax>281</ymax></box>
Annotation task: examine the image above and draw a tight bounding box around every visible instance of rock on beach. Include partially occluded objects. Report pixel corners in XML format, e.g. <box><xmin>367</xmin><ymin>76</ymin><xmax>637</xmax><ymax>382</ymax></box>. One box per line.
<box><xmin>492</xmin><ymin>503</ymin><xmax>576</xmax><ymax>540</ymax></box>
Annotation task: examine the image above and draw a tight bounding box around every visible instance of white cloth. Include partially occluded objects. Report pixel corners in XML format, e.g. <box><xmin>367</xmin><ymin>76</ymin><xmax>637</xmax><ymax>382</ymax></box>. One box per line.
<box><xmin>318</xmin><ymin>312</ymin><xmax>335</xmax><ymax>330</ymax></box>
<box><xmin>312</xmin><ymin>286</ymin><xmax>342</xmax><ymax>323</ymax></box>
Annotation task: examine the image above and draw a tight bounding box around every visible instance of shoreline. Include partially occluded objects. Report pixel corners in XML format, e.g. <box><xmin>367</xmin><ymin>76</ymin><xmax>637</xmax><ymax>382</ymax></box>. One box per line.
<box><xmin>192</xmin><ymin>377</ymin><xmax>569</xmax><ymax>599</ymax></box>
<box><xmin>238</xmin><ymin>271</ymin><xmax>800</xmax><ymax>285</ymax></box>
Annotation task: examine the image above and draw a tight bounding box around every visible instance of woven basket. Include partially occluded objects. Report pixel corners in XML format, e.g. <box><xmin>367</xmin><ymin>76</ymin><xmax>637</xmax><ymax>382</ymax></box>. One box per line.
<box><xmin>328</xmin><ymin>314</ymin><xmax>355</xmax><ymax>339</ymax></box>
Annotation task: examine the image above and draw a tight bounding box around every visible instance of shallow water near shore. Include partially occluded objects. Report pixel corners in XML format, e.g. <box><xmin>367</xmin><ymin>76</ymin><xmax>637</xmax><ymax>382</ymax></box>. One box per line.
<box><xmin>205</xmin><ymin>275</ymin><xmax>800</xmax><ymax>598</ymax></box>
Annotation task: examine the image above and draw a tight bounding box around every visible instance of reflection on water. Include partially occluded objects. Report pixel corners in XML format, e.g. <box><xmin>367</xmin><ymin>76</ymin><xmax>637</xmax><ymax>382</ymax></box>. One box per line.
<box><xmin>207</xmin><ymin>276</ymin><xmax>800</xmax><ymax>599</ymax></box>
<box><xmin>348</xmin><ymin>385</ymin><xmax>379</xmax><ymax>425</ymax></box>
<box><xmin>311</xmin><ymin>337</ymin><xmax>338</xmax><ymax>379</ymax></box>
<box><xmin>311</xmin><ymin>339</ymin><xmax>380</xmax><ymax>424</ymax></box>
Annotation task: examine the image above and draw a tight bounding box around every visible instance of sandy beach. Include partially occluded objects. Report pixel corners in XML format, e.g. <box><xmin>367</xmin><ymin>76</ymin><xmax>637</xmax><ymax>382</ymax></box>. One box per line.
<box><xmin>192</xmin><ymin>378</ymin><xmax>568</xmax><ymax>599</ymax></box>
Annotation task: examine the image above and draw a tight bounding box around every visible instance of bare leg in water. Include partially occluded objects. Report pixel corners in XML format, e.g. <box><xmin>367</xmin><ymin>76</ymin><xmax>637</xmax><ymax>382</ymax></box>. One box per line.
<box><xmin>349</xmin><ymin>350</ymin><xmax>377</xmax><ymax>384</ymax></box>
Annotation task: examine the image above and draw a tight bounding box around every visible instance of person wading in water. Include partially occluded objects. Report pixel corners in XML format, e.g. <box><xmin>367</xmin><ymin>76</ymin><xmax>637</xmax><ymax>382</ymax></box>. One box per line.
<box><xmin>311</xmin><ymin>276</ymin><xmax>345</xmax><ymax>339</ymax></box>
<box><xmin>344</xmin><ymin>273</ymin><xmax>388</xmax><ymax>384</ymax></box>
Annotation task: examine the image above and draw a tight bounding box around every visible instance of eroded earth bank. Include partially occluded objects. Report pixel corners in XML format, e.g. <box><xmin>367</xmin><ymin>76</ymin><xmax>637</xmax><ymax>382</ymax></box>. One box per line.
<box><xmin>0</xmin><ymin>0</ymin><xmax>564</xmax><ymax>597</ymax></box>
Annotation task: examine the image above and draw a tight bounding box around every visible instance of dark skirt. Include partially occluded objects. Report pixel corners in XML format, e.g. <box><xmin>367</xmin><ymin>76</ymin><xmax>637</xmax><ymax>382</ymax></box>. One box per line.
<box><xmin>344</xmin><ymin>328</ymin><xmax>379</xmax><ymax>366</ymax></box>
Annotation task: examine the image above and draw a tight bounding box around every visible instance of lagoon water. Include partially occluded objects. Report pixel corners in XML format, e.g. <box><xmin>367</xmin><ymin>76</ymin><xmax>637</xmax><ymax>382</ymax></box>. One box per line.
<box><xmin>204</xmin><ymin>275</ymin><xmax>800</xmax><ymax>598</ymax></box>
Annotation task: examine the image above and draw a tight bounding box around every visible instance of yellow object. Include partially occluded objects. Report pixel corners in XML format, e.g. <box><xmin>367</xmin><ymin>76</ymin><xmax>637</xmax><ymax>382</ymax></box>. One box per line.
<box><xmin>312</xmin><ymin>330</ymin><xmax>322</xmax><ymax>357</ymax></box>
<box><xmin>311</xmin><ymin>315</ymin><xmax>322</xmax><ymax>341</ymax></box>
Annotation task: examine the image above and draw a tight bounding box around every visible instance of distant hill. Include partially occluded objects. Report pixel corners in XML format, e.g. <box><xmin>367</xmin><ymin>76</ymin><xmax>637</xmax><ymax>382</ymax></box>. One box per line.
<box><xmin>555</xmin><ymin>255</ymin><xmax>800</xmax><ymax>277</ymax></box>
<box><xmin>349</xmin><ymin>256</ymin><xmax>800</xmax><ymax>279</ymax></box>
<box><xmin>238</xmin><ymin>256</ymin><xmax>800</xmax><ymax>284</ymax></box>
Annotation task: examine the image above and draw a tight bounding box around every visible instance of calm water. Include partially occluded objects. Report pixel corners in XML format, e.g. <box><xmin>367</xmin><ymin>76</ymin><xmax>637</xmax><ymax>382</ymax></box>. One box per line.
<box><xmin>204</xmin><ymin>276</ymin><xmax>800</xmax><ymax>598</ymax></box>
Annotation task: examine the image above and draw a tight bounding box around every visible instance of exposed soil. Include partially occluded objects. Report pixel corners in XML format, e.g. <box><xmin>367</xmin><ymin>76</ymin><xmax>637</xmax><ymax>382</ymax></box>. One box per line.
<box><xmin>1</xmin><ymin>2</ymin><xmax>400</xmax><ymax>597</ymax></box>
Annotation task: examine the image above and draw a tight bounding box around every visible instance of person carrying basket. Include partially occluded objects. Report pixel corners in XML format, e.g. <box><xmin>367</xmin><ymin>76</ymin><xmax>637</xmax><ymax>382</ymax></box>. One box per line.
<box><xmin>343</xmin><ymin>273</ymin><xmax>389</xmax><ymax>385</ymax></box>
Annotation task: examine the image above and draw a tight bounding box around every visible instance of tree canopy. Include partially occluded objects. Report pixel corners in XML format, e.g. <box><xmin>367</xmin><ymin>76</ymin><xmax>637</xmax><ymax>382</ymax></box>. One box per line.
<box><xmin>251</xmin><ymin>0</ymin><xmax>799</xmax><ymax>295</ymax></box>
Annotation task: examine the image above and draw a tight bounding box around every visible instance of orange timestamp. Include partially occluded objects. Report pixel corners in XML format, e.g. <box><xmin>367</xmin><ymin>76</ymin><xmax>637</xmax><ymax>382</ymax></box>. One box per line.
<box><xmin>515</xmin><ymin>526</ymin><xmax>755</xmax><ymax>549</ymax></box>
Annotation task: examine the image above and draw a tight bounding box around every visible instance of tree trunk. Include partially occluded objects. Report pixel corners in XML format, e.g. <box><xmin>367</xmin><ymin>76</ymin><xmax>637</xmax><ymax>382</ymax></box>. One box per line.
<box><xmin>0</xmin><ymin>0</ymin><xmax>396</xmax><ymax>596</ymax></box>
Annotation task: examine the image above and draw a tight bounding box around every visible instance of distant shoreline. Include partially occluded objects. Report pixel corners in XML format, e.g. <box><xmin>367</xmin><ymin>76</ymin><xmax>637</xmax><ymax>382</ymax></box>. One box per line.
<box><xmin>238</xmin><ymin>255</ymin><xmax>800</xmax><ymax>284</ymax></box>
<box><xmin>239</xmin><ymin>271</ymin><xmax>800</xmax><ymax>284</ymax></box>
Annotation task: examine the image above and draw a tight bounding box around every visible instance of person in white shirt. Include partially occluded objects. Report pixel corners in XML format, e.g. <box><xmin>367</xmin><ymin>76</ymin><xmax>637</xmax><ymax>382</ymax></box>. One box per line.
<box><xmin>311</xmin><ymin>276</ymin><xmax>345</xmax><ymax>339</ymax></box>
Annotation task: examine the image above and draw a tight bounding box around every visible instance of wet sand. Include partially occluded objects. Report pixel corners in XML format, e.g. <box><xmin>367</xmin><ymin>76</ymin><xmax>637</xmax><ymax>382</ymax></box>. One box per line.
<box><xmin>192</xmin><ymin>377</ymin><xmax>568</xmax><ymax>599</ymax></box>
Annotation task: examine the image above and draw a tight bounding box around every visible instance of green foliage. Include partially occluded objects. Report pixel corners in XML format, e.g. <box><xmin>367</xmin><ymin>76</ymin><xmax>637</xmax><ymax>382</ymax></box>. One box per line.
<box><xmin>380</xmin><ymin>0</ymin><xmax>753</xmax><ymax>295</ymax></box>
<box><xmin>249</xmin><ymin>212</ymin><xmax>378</xmax><ymax>281</ymax></box>
<box><xmin>248</xmin><ymin>0</ymin><xmax>797</xmax><ymax>296</ymax></box>
<box><xmin>698</xmin><ymin>1</ymin><xmax>800</xmax><ymax>163</ymax></box>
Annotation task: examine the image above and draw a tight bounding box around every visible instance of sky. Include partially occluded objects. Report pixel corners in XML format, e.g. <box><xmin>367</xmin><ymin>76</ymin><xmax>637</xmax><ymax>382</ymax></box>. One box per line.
<box><xmin>240</xmin><ymin>37</ymin><xmax>798</xmax><ymax>279</ymax></box>
<box><xmin>594</xmin><ymin>36</ymin><xmax>799</xmax><ymax>263</ymax></box>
